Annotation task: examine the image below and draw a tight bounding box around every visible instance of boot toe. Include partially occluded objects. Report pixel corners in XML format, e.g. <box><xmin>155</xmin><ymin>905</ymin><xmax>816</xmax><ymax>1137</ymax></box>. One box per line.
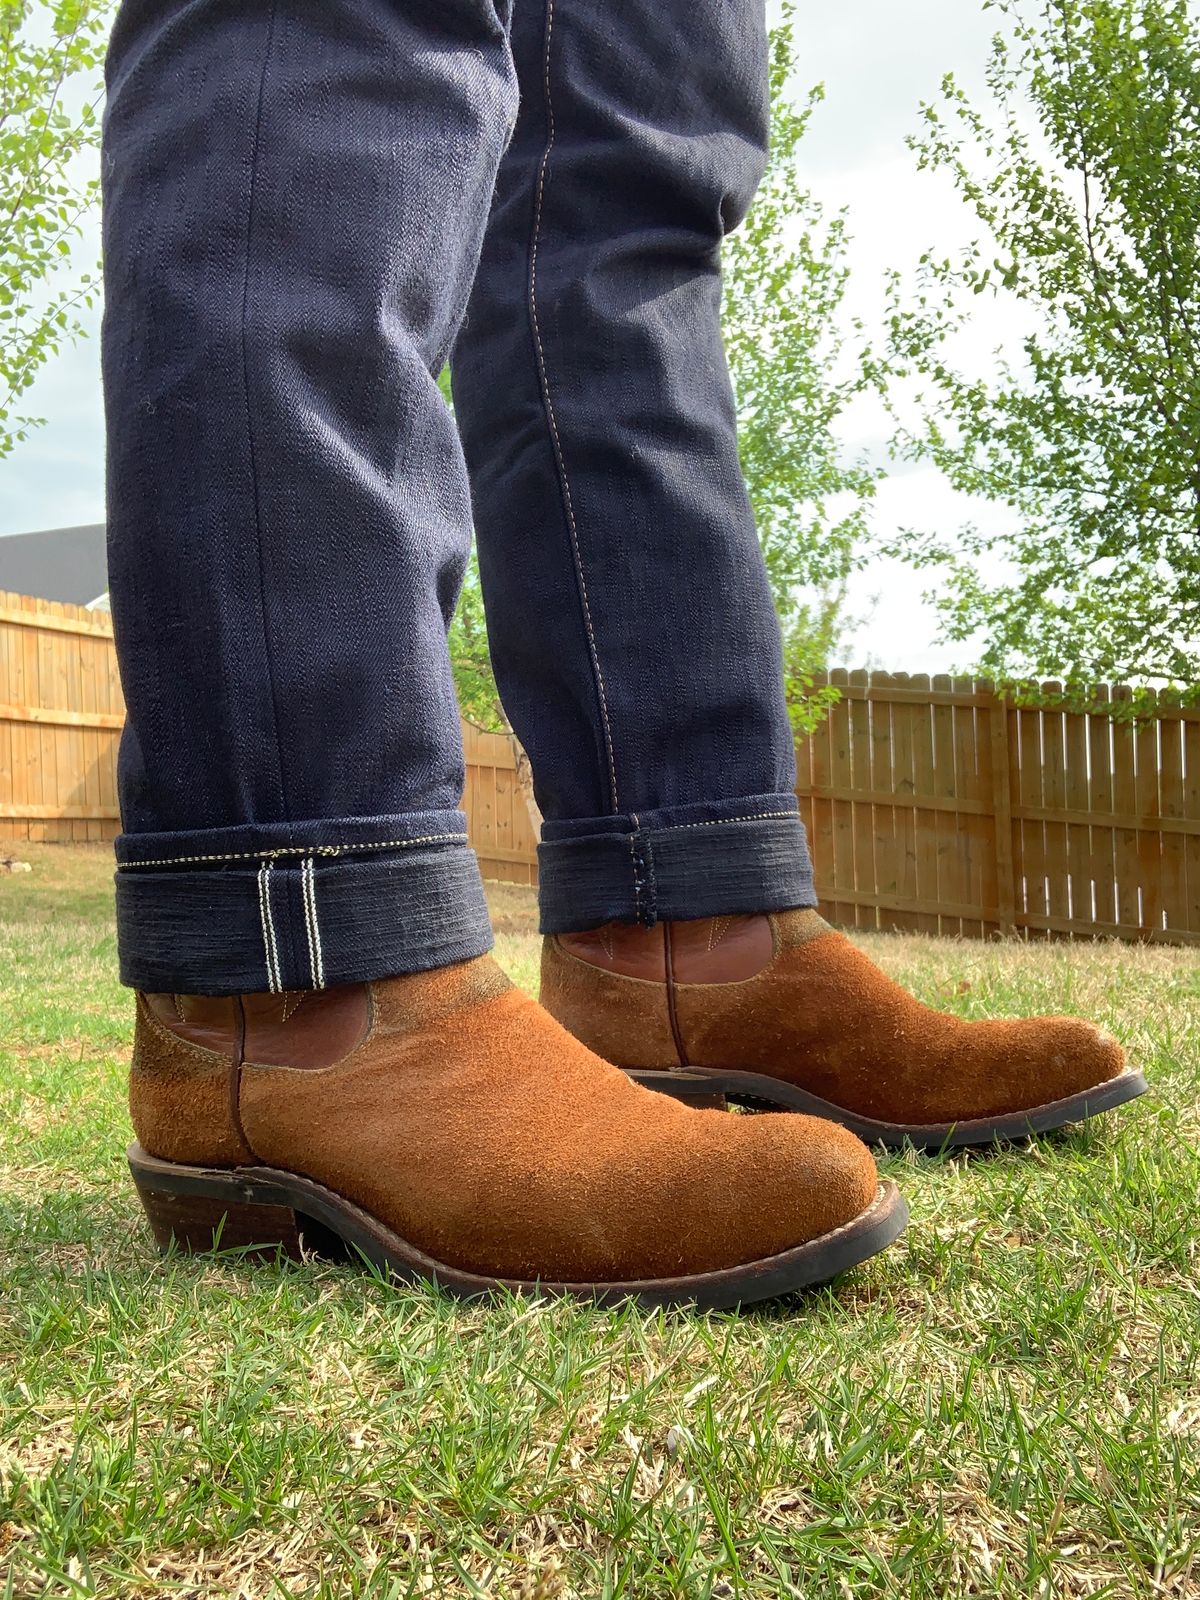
<box><xmin>1028</xmin><ymin>1015</ymin><xmax>1127</xmax><ymax>1102</ymax></box>
<box><xmin>675</xmin><ymin>1110</ymin><xmax>881</xmax><ymax>1273</ymax></box>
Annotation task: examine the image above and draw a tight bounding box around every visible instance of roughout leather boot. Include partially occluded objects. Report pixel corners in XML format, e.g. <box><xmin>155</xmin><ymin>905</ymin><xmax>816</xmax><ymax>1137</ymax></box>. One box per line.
<box><xmin>127</xmin><ymin>953</ymin><xmax>907</xmax><ymax>1309</ymax></box>
<box><xmin>541</xmin><ymin>912</ymin><xmax>1146</xmax><ymax>1151</ymax></box>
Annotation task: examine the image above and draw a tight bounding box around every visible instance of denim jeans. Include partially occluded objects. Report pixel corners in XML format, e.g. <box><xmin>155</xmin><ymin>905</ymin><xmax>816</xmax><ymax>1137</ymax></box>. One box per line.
<box><xmin>102</xmin><ymin>0</ymin><xmax>815</xmax><ymax>995</ymax></box>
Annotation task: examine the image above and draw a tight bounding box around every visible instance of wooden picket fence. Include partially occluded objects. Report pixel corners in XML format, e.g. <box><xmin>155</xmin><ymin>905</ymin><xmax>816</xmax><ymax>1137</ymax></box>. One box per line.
<box><xmin>799</xmin><ymin>668</ymin><xmax>1200</xmax><ymax>945</ymax></box>
<box><xmin>3</xmin><ymin>594</ymin><xmax>1198</xmax><ymax>944</ymax></box>
<box><xmin>461</xmin><ymin>719</ymin><xmax>539</xmax><ymax>887</ymax></box>
<box><xmin>0</xmin><ymin>591</ymin><xmax>544</xmax><ymax>879</ymax></box>
<box><xmin>0</xmin><ymin>590</ymin><xmax>124</xmax><ymax>842</ymax></box>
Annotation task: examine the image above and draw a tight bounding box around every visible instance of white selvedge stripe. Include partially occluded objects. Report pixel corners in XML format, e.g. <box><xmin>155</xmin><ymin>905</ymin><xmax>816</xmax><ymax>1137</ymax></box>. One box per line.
<box><xmin>301</xmin><ymin>855</ymin><xmax>325</xmax><ymax>990</ymax></box>
<box><xmin>257</xmin><ymin>860</ymin><xmax>282</xmax><ymax>993</ymax></box>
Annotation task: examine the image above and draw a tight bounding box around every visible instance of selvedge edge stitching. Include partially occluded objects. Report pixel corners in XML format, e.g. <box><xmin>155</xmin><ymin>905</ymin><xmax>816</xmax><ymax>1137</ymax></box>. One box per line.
<box><xmin>121</xmin><ymin>812</ymin><xmax>801</xmax><ymax>872</ymax></box>
<box><xmin>117</xmin><ymin>831</ymin><xmax>469</xmax><ymax>870</ymax></box>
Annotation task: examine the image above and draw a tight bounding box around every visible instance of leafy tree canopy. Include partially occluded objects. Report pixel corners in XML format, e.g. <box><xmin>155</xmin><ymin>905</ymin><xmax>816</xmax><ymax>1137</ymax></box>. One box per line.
<box><xmin>1</xmin><ymin>0</ymin><xmax>109</xmax><ymax>462</ymax></box>
<box><xmin>884</xmin><ymin>0</ymin><xmax>1200</xmax><ymax>703</ymax></box>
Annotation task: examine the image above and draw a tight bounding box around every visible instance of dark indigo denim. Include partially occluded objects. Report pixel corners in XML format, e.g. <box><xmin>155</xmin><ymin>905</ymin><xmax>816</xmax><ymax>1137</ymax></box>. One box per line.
<box><xmin>102</xmin><ymin>0</ymin><xmax>815</xmax><ymax>995</ymax></box>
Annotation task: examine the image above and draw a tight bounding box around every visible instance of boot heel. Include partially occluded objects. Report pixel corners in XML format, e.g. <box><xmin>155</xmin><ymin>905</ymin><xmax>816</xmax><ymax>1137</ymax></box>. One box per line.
<box><xmin>131</xmin><ymin>1171</ymin><xmax>307</xmax><ymax>1260</ymax></box>
<box><xmin>128</xmin><ymin>1143</ymin><xmax>352</xmax><ymax>1265</ymax></box>
<box><xmin>628</xmin><ymin>1070</ymin><xmax>728</xmax><ymax>1112</ymax></box>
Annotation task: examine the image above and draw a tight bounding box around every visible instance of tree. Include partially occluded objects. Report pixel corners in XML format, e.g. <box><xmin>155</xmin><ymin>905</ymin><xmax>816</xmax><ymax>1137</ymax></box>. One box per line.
<box><xmin>449</xmin><ymin>4</ymin><xmax>880</xmax><ymax>778</ymax></box>
<box><xmin>722</xmin><ymin>6</ymin><xmax>880</xmax><ymax>731</ymax></box>
<box><xmin>1</xmin><ymin>0</ymin><xmax>109</xmax><ymax>463</ymax></box>
<box><xmin>449</xmin><ymin>550</ymin><xmax>543</xmax><ymax>832</ymax></box>
<box><xmin>884</xmin><ymin>0</ymin><xmax>1200</xmax><ymax>702</ymax></box>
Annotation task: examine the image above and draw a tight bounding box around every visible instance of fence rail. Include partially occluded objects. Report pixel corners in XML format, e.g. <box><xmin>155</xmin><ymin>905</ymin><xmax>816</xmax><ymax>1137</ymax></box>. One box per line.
<box><xmin>2</xmin><ymin>595</ymin><xmax>1197</xmax><ymax>943</ymax></box>
<box><xmin>0</xmin><ymin>592</ymin><xmax>544</xmax><ymax>878</ymax></box>
<box><xmin>0</xmin><ymin>591</ymin><xmax>124</xmax><ymax>841</ymax></box>
<box><xmin>799</xmin><ymin>668</ymin><xmax>1200</xmax><ymax>945</ymax></box>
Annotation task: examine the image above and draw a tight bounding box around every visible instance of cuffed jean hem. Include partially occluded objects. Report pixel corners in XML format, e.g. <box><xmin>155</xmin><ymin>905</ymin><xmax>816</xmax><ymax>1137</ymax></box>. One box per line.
<box><xmin>114</xmin><ymin>838</ymin><xmax>493</xmax><ymax>995</ymax></box>
<box><xmin>536</xmin><ymin>796</ymin><xmax>817</xmax><ymax>933</ymax></box>
<box><xmin>112</xmin><ymin>809</ymin><xmax>472</xmax><ymax>869</ymax></box>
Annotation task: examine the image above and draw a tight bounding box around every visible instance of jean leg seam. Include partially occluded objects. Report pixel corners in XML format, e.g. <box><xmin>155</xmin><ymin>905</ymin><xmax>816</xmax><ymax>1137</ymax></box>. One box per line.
<box><xmin>238</xmin><ymin>0</ymin><xmax>291</xmax><ymax>821</ymax></box>
<box><xmin>528</xmin><ymin>0</ymin><xmax>621</xmax><ymax>813</ymax></box>
<box><xmin>628</xmin><ymin>812</ymin><xmax>657</xmax><ymax>927</ymax></box>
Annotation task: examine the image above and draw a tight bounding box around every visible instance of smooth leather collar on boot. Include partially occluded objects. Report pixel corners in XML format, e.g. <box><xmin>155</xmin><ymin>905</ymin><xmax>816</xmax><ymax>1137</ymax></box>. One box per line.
<box><xmin>142</xmin><ymin>987</ymin><xmax>371</xmax><ymax>1069</ymax></box>
<box><xmin>561</xmin><ymin>915</ymin><xmax>776</xmax><ymax>985</ymax></box>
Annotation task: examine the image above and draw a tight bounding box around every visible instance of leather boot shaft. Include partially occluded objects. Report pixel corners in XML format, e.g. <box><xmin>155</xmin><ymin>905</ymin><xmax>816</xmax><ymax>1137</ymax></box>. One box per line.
<box><xmin>131</xmin><ymin>985</ymin><xmax>373</xmax><ymax>1166</ymax></box>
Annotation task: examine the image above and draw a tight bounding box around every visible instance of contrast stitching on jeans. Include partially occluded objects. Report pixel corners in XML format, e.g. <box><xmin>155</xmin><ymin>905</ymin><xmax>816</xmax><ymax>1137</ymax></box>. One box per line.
<box><xmin>115</xmin><ymin>832</ymin><xmax>468</xmax><ymax>869</ymax></box>
<box><xmin>629</xmin><ymin>812</ymin><xmax>657</xmax><ymax>927</ymax></box>
<box><xmin>301</xmin><ymin>856</ymin><xmax>325</xmax><ymax>990</ymax></box>
<box><xmin>629</xmin><ymin>813</ymin><xmax>643</xmax><ymax>922</ymax></box>
<box><xmin>257</xmin><ymin>861</ymin><xmax>282</xmax><ymax>993</ymax></box>
<box><xmin>117</xmin><ymin>812</ymin><xmax>794</xmax><ymax>872</ymax></box>
<box><xmin>666</xmin><ymin>811</ymin><xmax>798</xmax><ymax>831</ymax></box>
<box><xmin>301</xmin><ymin>857</ymin><xmax>317</xmax><ymax>989</ymax></box>
<box><xmin>258</xmin><ymin>862</ymin><xmax>282</xmax><ymax>992</ymax></box>
<box><xmin>238</xmin><ymin>0</ymin><xmax>292</xmax><ymax>824</ymax></box>
<box><xmin>528</xmin><ymin>0</ymin><xmax>621</xmax><ymax>814</ymax></box>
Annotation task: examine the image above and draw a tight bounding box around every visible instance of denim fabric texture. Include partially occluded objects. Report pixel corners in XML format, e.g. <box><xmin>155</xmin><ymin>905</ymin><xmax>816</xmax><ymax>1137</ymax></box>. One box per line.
<box><xmin>102</xmin><ymin>0</ymin><xmax>816</xmax><ymax>995</ymax></box>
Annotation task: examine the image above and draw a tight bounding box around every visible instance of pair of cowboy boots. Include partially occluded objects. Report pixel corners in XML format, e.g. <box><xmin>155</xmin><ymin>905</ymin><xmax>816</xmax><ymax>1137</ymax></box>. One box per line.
<box><xmin>128</xmin><ymin>909</ymin><xmax>1142</xmax><ymax>1309</ymax></box>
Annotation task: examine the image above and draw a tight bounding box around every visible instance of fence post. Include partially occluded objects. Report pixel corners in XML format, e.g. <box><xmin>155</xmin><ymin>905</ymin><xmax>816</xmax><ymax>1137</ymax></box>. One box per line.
<box><xmin>988</xmin><ymin>687</ymin><xmax>1017</xmax><ymax>934</ymax></box>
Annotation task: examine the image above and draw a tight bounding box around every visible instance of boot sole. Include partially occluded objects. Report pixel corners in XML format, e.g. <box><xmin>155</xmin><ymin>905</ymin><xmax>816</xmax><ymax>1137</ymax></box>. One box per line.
<box><xmin>626</xmin><ymin>1066</ymin><xmax>1148</xmax><ymax>1151</ymax></box>
<box><xmin>127</xmin><ymin>1142</ymin><xmax>907</xmax><ymax>1311</ymax></box>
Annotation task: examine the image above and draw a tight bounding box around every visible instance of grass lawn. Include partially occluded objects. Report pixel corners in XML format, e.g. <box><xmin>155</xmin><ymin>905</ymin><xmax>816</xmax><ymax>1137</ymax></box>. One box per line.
<box><xmin>1</xmin><ymin>843</ymin><xmax>1198</xmax><ymax>1599</ymax></box>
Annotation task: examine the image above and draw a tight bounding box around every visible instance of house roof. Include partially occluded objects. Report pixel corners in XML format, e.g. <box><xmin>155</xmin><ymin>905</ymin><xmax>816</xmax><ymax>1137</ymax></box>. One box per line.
<box><xmin>0</xmin><ymin>524</ymin><xmax>109</xmax><ymax>608</ymax></box>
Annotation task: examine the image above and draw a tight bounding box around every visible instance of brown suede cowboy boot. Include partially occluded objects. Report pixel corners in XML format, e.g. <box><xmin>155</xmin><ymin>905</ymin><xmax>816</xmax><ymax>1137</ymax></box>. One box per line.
<box><xmin>127</xmin><ymin>952</ymin><xmax>907</xmax><ymax>1308</ymax></box>
<box><xmin>541</xmin><ymin>911</ymin><xmax>1146</xmax><ymax>1150</ymax></box>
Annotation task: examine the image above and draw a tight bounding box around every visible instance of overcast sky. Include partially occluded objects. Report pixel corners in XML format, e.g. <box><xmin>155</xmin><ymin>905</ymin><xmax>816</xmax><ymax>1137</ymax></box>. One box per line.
<box><xmin>2</xmin><ymin>0</ymin><xmax>1015</xmax><ymax>671</ymax></box>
